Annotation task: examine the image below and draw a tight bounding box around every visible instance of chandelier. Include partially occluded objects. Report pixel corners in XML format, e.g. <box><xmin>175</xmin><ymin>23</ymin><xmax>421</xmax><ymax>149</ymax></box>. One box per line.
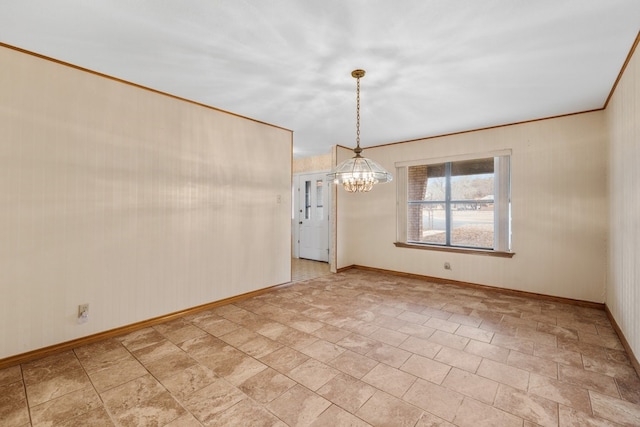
<box><xmin>327</xmin><ymin>69</ymin><xmax>393</xmax><ymax>192</ymax></box>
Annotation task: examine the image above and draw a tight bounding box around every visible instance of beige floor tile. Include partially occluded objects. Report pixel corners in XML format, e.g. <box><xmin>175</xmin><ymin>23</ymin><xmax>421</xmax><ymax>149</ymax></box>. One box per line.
<box><xmin>476</xmin><ymin>358</ymin><xmax>530</xmax><ymax>391</ymax></box>
<box><xmin>558</xmin><ymin>405</ymin><xmax>620</xmax><ymax>427</ymax></box>
<box><xmin>0</xmin><ymin>366</ymin><xmax>22</xmax><ymax>388</ymax></box>
<box><xmin>301</xmin><ymin>339</ymin><xmax>346</xmax><ymax>362</ymax></box>
<box><xmin>494</xmin><ymin>384</ymin><xmax>558</xmax><ymax>427</ymax></box>
<box><xmin>491</xmin><ymin>333</ymin><xmax>535</xmax><ymax>354</ymax></box>
<box><xmin>132</xmin><ymin>340</ymin><xmax>183</xmax><ymax>364</ymax></box>
<box><xmin>196</xmin><ymin>316</ymin><xmax>243</xmax><ymax>338</ymax></box>
<box><xmin>181</xmin><ymin>378</ymin><xmax>246</xmax><ymax>424</ymax></box>
<box><xmin>336</xmin><ymin>334</ymin><xmax>381</xmax><ymax>355</ymax></box>
<box><xmin>288</xmin><ymin>358</ymin><xmax>340</xmax><ymax>391</ymax></box>
<box><xmin>142</xmin><ymin>350</ymin><xmax>198</xmax><ymax>381</ymax></box>
<box><xmin>397</xmin><ymin>310</ymin><xmax>430</xmax><ymax>325</ymax></box>
<box><xmin>361</xmin><ymin>363</ymin><xmax>416</xmax><ymax>398</ymax></box>
<box><xmin>235</xmin><ymin>334</ymin><xmax>284</xmax><ymax>359</ymax></box>
<box><xmin>507</xmin><ymin>350</ymin><xmax>558</xmax><ymax>379</ymax></box>
<box><xmin>428</xmin><ymin>330</ymin><xmax>469</xmax><ymax>350</ymax></box>
<box><xmin>528</xmin><ymin>373</ymin><xmax>591</xmax><ymax>413</ymax></box>
<box><xmin>317</xmin><ymin>373</ymin><xmax>377</xmax><ymax>413</ymax></box>
<box><xmin>159</xmin><ymin>324</ymin><xmax>208</xmax><ymax>345</ymax></box>
<box><xmin>403</xmin><ymin>378</ymin><xmax>463</xmax><ymax>422</ymax></box>
<box><xmin>397</xmin><ymin>323</ymin><xmax>437</xmax><ymax>340</ymax></box>
<box><xmin>368</xmin><ymin>327</ymin><xmax>409</xmax><ymax>347</ymax></box>
<box><xmin>590</xmin><ymin>391</ymin><xmax>640</xmax><ymax>426</ymax></box>
<box><xmin>582</xmin><ymin>354</ymin><xmax>638</xmax><ymax>379</ymax></box>
<box><xmin>425</xmin><ymin>317</ymin><xmax>461</xmax><ymax>334</ymax></box>
<box><xmin>219</xmin><ymin>327</ymin><xmax>259</xmax><ymax>348</ymax></box>
<box><xmin>275</xmin><ymin>328</ymin><xmax>320</xmax><ymax>351</ymax></box>
<box><xmin>101</xmin><ymin>374</ymin><xmax>166</xmax><ymax>416</ymax></box>
<box><xmin>117</xmin><ymin>327</ymin><xmax>166</xmax><ymax>352</ymax></box>
<box><xmin>26</xmin><ymin>367</ymin><xmax>93</xmax><ymax>407</ymax></box>
<box><xmin>58</xmin><ymin>406</ymin><xmax>115</xmax><ymax>427</ymax></box>
<box><xmin>414</xmin><ymin>411</ymin><xmax>455</xmax><ymax>426</ymax></box>
<box><xmin>366</xmin><ymin>343</ymin><xmax>412</xmax><ymax>368</ymax></box>
<box><xmin>160</xmin><ymin>364</ymin><xmax>218</xmax><ymax>400</ymax></box>
<box><xmin>557</xmin><ymin>364</ymin><xmax>619</xmax><ymax>398</ymax></box>
<box><xmin>449</xmin><ymin>313</ymin><xmax>483</xmax><ymax>328</ymax></box>
<box><xmin>422</xmin><ymin>307</ymin><xmax>453</xmax><ymax>320</ymax></box>
<box><xmin>537</xmin><ymin>322</ymin><xmax>579</xmax><ymax>341</ymax></box>
<box><xmin>311</xmin><ymin>325</ymin><xmax>352</xmax><ymax>343</ymax></box>
<box><xmin>178</xmin><ymin>334</ymin><xmax>227</xmax><ymax>359</ymax></box>
<box><xmin>22</xmin><ymin>351</ymin><xmax>82</xmax><ymax>384</ymax></box>
<box><xmin>399</xmin><ymin>336</ymin><xmax>442</xmax><ymax>359</ymax></box>
<box><xmin>442</xmin><ymin>368</ymin><xmax>499</xmax><ymax>404</ymax></box>
<box><xmin>463</xmin><ymin>339</ymin><xmax>509</xmax><ymax>363</ymax></box>
<box><xmin>267</xmin><ymin>384</ymin><xmax>331</xmax><ymax>426</ymax></box>
<box><xmin>455</xmin><ymin>324</ymin><xmax>494</xmax><ymax>343</ymax></box>
<box><xmin>578</xmin><ymin>332</ymin><xmax>624</xmax><ymax>351</ymax></box>
<box><xmin>309</xmin><ymin>404</ymin><xmax>371</xmax><ymax>427</ymax></box>
<box><xmin>112</xmin><ymin>391</ymin><xmax>186</xmax><ymax>427</ymax></box>
<box><xmin>453</xmin><ymin>397</ymin><xmax>522</xmax><ymax>427</ymax></box>
<box><xmin>238</xmin><ymin>367</ymin><xmax>296</xmax><ymax>404</ymax></box>
<box><xmin>0</xmin><ymin>381</ymin><xmax>30</xmax><ymax>427</ymax></box>
<box><xmin>326</xmin><ymin>350</ymin><xmax>378</xmax><ymax>379</ymax></box>
<box><xmin>207</xmin><ymin>399</ymin><xmax>286</xmax><ymax>427</ymax></box>
<box><xmin>219</xmin><ymin>354</ymin><xmax>268</xmax><ymax>386</ymax></box>
<box><xmin>259</xmin><ymin>346</ymin><xmax>310</xmax><ymax>373</ymax></box>
<box><xmin>30</xmin><ymin>386</ymin><xmax>102</xmax><ymax>426</ymax></box>
<box><xmin>400</xmin><ymin>354</ymin><xmax>451</xmax><ymax>384</ymax></box>
<box><xmin>163</xmin><ymin>413</ymin><xmax>205</xmax><ymax>427</ymax></box>
<box><xmin>434</xmin><ymin>346</ymin><xmax>482</xmax><ymax>373</ymax></box>
<box><xmin>73</xmin><ymin>339</ymin><xmax>130</xmax><ymax>371</ymax></box>
<box><xmin>515</xmin><ymin>327</ymin><xmax>558</xmax><ymax>347</ymax></box>
<box><xmin>533</xmin><ymin>343</ymin><xmax>583</xmax><ymax>367</ymax></box>
<box><xmin>356</xmin><ymin>390</ymin><xmax>423</xmax><ymax>427</ymax></box>
<box><xmin>616</xmin><ymin>374</ymin><xmax>640</xmax><ymax>405</ymax></box>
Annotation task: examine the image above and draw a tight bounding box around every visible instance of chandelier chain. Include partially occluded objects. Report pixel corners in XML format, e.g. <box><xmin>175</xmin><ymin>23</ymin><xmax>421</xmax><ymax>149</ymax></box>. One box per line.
<box><xmin>355</xmin><ymin>75</ymin><xmax>361</xmax><ymax>150</ymax></box>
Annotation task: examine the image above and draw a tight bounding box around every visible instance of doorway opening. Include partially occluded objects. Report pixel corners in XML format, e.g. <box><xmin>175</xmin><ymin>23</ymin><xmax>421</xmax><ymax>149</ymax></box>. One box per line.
<box><xmin>292</xmin><ymin>172</ymin><xmax>331</xmax><ymax>280</ymax></box>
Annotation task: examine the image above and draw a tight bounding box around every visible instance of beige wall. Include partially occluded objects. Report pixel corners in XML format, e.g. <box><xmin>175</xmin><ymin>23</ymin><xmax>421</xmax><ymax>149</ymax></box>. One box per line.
<box><xmin>293</xmin><ymin>153</ymin><xmax>331</xmax><ymax>174</ymax></box>
<box><xmin>606</xmin><ymin>39</ymin><xmax>640</xmax><ymax>361</ymax></box>
<box><xmin>336</xmin><ymin>111</ymin><xmax>608</xmax><ymax>303</ymax></box>
<box><xmin>0</xmin><ymin>46</ymin><xmax>292</xmax><ymax>359</ymax></box>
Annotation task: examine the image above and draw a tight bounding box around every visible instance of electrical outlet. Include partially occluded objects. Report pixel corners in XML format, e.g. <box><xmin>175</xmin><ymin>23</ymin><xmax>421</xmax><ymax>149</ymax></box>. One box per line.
<box><xmin>444</xmin><ymin>262</ymin><xmax>451</xmax><ymax>270</ymax></box>
<box><xmin>77</xmin><ymin>304</ymin><xmax>89</xmax><ymax>324</ymax></box>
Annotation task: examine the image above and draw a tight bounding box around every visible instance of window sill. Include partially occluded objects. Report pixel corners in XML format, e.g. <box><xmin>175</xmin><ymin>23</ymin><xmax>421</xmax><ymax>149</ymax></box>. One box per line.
<box><xmin>394</xmin><ymin>242</ymin><xmax>515</xmax><ymax>258</ymax></box>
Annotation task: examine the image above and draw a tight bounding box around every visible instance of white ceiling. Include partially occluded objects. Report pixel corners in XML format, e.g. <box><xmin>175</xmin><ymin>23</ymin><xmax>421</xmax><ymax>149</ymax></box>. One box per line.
<box><xmin>1</xmin><ymin>1</ymin><xmax>639</xmax><ymax>158</ymax></box>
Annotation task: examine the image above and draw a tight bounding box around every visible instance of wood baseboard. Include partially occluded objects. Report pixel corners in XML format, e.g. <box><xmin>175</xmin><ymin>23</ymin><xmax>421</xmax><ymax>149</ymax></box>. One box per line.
<box><xmin>0</xmin><ymin>281</ymin><xmax>292</xmax><ymax>370</ymax></box>
<box><xmin>345</xmin><ymin>264</ymin><xmax>605</xmax><ymax>309</ymax></box>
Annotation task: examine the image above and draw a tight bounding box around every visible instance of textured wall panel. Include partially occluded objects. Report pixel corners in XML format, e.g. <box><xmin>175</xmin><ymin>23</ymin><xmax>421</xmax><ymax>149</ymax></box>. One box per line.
<box><xmin>606</xmin><ymin>40</ymin><xmax>639</xmax><ymax>361</ymax></box>
<box><xmin>0</xmin><ymin>46</ymin><xmax>292</xmax><ymax>359</ymax></box>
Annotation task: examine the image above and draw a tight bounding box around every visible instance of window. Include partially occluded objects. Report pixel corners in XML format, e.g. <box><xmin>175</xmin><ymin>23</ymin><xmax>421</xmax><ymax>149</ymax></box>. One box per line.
<box><xmin>396</xmin><ymin>152</ymin><xmax>511</xmax><ymax>253</ymax></box>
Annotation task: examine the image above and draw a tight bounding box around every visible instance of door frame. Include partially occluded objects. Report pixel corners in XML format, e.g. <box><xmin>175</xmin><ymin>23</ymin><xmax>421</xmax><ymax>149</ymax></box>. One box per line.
<box><xmin>292</xmin><ymin>171</ymin><xmax>332</xmax><ymax>263</ymax></box>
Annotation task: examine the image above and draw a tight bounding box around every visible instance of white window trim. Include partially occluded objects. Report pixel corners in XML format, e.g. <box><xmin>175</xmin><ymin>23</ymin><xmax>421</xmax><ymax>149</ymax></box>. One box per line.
<box><xmin>396</xmin><ymin>150</ymin><xmax>512</xmax><ymax>254</ymax></box>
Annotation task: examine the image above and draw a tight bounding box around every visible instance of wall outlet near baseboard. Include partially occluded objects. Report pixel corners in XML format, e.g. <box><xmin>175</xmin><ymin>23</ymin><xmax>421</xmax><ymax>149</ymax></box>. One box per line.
<box><xmin>77</xmin><ymin>304</ymin><xmax>89</xmax><ymax>324</ymax></box>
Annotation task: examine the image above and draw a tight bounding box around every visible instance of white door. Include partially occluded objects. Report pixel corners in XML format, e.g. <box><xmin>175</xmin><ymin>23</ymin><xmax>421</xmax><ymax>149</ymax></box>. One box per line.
<box><xmin>297</xmin><ymin>173</ymin><xmax>329</xmax><ymax>262</ymax></box>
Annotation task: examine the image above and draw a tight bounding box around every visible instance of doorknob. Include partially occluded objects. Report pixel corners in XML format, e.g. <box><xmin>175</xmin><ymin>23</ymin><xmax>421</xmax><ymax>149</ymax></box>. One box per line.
<box><xmin>299</xmin><ymin>221</ymin><xmax>303</xmax><ymax>224</ymax></box>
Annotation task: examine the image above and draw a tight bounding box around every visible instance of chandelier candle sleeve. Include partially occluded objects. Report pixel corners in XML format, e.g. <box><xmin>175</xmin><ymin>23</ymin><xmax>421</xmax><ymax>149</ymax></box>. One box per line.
<box><xmin>327</xmin><ymin>69</ymin><xmax>393</xmax><ymax>193</ymax></box>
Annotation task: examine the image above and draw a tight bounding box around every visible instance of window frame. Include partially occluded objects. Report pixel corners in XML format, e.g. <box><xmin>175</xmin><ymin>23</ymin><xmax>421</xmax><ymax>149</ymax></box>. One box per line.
<box><xmin>395</xmin><ymin>150</ymin><xmax>513</xmax><ymax>257</ymax></box>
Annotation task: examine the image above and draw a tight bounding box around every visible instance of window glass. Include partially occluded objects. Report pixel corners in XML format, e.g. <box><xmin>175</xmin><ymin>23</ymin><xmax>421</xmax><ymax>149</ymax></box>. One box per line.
<box><xmin>315</xmin><ymin>179</ymin><xmax>324</xmax><ymax>220</ymax></box>
<box><xmin>402</xmin><ymin>155</ymin><xmax>509</xmax><ymax>251</ymax></box>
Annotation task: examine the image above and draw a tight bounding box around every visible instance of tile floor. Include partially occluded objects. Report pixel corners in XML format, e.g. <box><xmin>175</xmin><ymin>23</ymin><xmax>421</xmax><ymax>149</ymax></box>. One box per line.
<box><xmin>291</xmin><ymin>258</ymin><xmax>331</xmax><ymax>282</ymax></box>
<box><xmin>2</xmin><ymin>269</ymin><xmax>640</xmax><ymax>426</ymax></box>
